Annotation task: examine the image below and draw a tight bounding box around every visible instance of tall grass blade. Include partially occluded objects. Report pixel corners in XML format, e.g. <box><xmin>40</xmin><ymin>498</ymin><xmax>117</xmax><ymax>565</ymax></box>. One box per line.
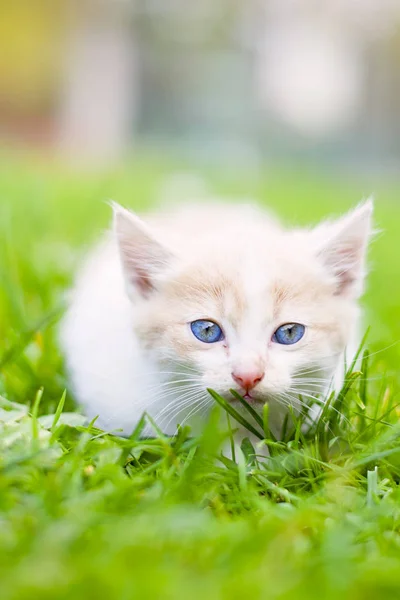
<box><xmin>207</xmin><ymin>389</ymin><xmax>264</xmax><ymax>440</ymax></box>
<box><xmin>229</xmin><ymin>389</ymin><xmax>264</xmax><ymax>428</ymax></box>
<box><xmin>51</xmin><ymin>390</ymin><xmax>66</xmax><ymax>433</ymax></box>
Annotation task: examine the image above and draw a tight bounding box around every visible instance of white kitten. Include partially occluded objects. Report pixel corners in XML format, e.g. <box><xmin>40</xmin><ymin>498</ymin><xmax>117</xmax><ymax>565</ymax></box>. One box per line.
<box><xmin>61</xmin><ymin>200</ymin><xmax>372</xmax><ymax>439</ymax></box>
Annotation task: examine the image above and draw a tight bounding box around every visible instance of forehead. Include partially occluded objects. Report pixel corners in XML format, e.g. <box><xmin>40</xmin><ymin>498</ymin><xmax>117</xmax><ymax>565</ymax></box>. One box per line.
<box><xmin>166</xmin><ymin>242</ymin><xmax>326</xmax><ymax>327</ymax></box>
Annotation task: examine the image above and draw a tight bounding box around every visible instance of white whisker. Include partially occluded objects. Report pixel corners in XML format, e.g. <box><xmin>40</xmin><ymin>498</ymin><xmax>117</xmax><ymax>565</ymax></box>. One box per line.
<box><xmin>156</xmin><ymin>388</ymin><xmax>203</xmax><ymax>427</ymax></box>
<box><xmin>160</xmin><ymin>392</ymin><xmax>207</xmax><ymax>432</ymax></box>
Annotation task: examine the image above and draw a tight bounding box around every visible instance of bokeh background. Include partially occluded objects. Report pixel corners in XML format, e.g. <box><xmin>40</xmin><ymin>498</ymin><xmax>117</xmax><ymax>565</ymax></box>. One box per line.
<box><xmin>2</xmin><ymin>0</ymin><xmax>400</xmax><ymax>167</ymax></box>
<box><xmin>1</xmin><ymin>0</ymin><xmax>400</xmax><ymax>405</ymax></box>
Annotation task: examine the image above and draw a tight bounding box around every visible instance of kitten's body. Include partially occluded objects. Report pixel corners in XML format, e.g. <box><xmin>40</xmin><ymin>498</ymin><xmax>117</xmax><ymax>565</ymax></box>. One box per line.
<box><xmin>61</xmin><ymin>202</ymin><xmax>372</xmax><ymax>440</ymax></box>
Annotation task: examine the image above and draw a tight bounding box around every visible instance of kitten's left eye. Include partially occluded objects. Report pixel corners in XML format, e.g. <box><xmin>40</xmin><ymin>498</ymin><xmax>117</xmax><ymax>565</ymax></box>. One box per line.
<box><xmin>190</xmin><ymin>320</ymin><xmax>224</xmax><ymax>344</ymax></box>
<box><xmin>273</xmin><ymin>323</ymin><xmax>305</xmax><ymax>345</ymax></box>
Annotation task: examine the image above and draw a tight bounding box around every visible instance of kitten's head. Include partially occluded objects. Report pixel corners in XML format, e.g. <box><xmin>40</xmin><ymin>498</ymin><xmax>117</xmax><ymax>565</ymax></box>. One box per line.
<box><xmin>114</xmin><ymin>201</ymin><xmax>373</xmax><ymax>412</ymax></box>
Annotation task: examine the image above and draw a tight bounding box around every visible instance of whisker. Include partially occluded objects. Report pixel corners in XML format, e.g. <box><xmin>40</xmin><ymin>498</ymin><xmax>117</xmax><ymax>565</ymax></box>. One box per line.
<box><xmin>143</xmin><ymin>380</ymin><xmax>203</xmax><ymax>394</ymax></box>
<box><xmin>160</xmin><ymin>393</ymin><xmax>207</xmax><ymax>432</ymax></box>
<box><xmin>99</xmin><ymin>382</ymin><xmax>204</xmax><ymax>424</ymax></box>
<box><xmin>156</xmin><ymin>389</ymin><xmax>203</xmax><ymax>427</ymax></box>
<box><xmin>178</xmin><ymin>397</ymin><xmax>212</xmax><ymax>430</ymax></box>
<box><xmin>288</xmin><ymin>390</ymin><xmax>352</xmax><ymax>428</ymax></box>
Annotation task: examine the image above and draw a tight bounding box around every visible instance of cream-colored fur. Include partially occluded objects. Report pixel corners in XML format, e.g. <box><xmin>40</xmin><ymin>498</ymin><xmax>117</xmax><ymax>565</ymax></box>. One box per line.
<box><xmin>60</xmin><ymin>200</ymin><xmax>372</xmax><ymax>441</ymax></box>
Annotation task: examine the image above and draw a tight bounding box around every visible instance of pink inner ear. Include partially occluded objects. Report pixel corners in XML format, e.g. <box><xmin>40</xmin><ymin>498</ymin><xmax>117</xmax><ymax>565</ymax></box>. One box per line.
<box><xmin>334</xmin><ymin>269</ymin><xmax>356</xmax><ymax>296</ymax></box>
<box><xmin>134</xmin><ymin>263</ymin><xmax>155</xmax><ymax>297</ymax></box>
<box><xmin>319</xmin><ymin>232</ymin><xmax>367</xmax><ymax>297</ymax></box>
<box><xmin>121</xmin><ymin>249</ymin><xmax>159</xmax><ymax>298</ymax></box>
<box><xmin>315</xmin><ymin>202</ymin><xmax>372</xmax><ymax>298</ymax></box>
<box><xmin>114</xmin><ymin>206</ymin><xmax>173</xmax><ymax>299</ymax></box>
<box><xmin>329</xmin><ymin>245</ymin><xmax>359</xmax><ymax>295</ymax></box>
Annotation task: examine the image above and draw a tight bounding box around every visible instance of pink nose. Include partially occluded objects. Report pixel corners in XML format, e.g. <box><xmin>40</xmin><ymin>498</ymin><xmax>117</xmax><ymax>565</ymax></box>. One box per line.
<box><xmin>231</xmin><ymin>369</ymin><xmax>264</xmax><ymax>391</ymax></box>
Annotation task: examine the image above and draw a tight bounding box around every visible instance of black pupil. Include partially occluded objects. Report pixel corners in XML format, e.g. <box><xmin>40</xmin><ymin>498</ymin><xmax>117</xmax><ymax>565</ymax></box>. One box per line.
<box><xmin>204</xmin><ymin>325</ymin><xmax>213</xmax><ymax>337</ymax></box>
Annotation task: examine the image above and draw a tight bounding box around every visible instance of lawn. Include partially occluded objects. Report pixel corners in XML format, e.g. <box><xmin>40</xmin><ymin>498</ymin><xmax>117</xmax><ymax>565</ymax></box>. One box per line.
<box><xmin>1</xmin><ymin>156</ymin><xmax>400</xmax><ymax>599</ymax></box>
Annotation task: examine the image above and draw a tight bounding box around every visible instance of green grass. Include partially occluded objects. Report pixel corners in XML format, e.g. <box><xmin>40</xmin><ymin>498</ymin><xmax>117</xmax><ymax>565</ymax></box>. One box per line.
<box><xmin>1</xmin><ymin>156</ymin><xmax>400</xmax><ymax>599</ymax></box>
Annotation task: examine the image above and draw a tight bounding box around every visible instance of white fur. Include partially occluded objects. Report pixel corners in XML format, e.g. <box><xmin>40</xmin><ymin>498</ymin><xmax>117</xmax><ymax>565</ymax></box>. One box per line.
<box><xmin>60</xmin><ymin>200</ymin><xmax>372</xmax><ymax>439</ymax></box>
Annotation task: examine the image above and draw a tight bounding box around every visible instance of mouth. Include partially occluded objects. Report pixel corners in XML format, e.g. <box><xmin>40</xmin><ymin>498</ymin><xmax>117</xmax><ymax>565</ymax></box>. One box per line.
<box><xmin>218</xmin><ymin>389</ymin><xmax>267</xmax><ymax>405</ymax></box>
<box><xmin>242</xmin><ymin>392</ymin><xmax>265</xmax><ymax>404</ymax></box>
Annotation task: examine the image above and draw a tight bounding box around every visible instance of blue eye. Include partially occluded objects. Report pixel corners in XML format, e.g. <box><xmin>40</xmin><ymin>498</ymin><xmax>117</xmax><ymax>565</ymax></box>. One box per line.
<box><xmin>190</xmin><ymin>320</ymin><xmax>224</xmax><ymax>344</ymax></box>
<box><xmin>273</xmin><ymin>323</ymin><xmax>305</xmax><ymax>345</ymax></box>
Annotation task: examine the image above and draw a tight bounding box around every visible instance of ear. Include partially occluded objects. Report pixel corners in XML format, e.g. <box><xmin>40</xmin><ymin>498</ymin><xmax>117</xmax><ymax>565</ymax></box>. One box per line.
<box><xmin>312</xmin><ymin>199</ymin><xmax>373</xmax><ymax>297</ymax></box>
<box><xmin>112</xmin><ymin>203</ymin><xmax>173</xmax><ymax>299</ymax></box>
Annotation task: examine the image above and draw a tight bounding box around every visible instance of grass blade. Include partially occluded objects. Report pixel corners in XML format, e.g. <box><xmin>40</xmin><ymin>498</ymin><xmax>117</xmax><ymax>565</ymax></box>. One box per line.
<box><xmin>229</xmin><ymin>388</ymin><xmax>264</xmax><ymax>428</ymax></box>
<box><xmin>51</xmin><ymin>390</ymin><xmax>66</xmax><ymax>433</ymax></box>
<box><xmin>207</xmin><ymin>389</ymin><xmax>264</xmax><ymax>440</ymax></box>
<box><xmin>360</xmin><ymin>349</ymin><xmax>369</xmax><ymax>408</ymax></box>
<box><xmin>226</xmin><ymin>413</ymin><xmax>236</xmax><ymax>463</ymax></box>
<box><xmin>31</xmin><ymin>387</ymin><xmax>44</xmax><ymax>449</ymax></box>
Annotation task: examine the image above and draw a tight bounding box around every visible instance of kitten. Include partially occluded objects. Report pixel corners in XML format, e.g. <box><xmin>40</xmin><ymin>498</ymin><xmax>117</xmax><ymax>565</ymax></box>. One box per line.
<box><xmin>61</xmin><ymin>200</ymin><xmax>372</xmax><ymax>440</ymax></box>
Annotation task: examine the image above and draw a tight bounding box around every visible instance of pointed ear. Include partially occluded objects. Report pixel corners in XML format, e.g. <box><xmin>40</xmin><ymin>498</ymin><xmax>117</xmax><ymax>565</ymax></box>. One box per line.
<box><xmin>112</xmin><ymin>203</ymin><xmax>172</xmax><ymax>299</ymax></box>
<box><xmin>312</xmin><ymin>199</ymin><xmax>373</xmax><ymax>297</ymax></box>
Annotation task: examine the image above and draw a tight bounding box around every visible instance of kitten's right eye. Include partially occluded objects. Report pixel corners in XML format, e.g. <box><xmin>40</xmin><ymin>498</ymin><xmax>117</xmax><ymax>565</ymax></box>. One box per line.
<box><xmin>190</xmin><ymin>320</ymin><xmax>224</xmax><ymax>344</ymax></box>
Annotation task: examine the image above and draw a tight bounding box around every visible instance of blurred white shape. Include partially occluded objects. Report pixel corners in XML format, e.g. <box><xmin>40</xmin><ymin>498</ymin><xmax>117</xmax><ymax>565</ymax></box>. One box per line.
<box><xmin>157</xmin><ymin>173</ymin><xmax>210</xmax><ymax>206</ymax></box>
<box><xmin>257</xmin><ymin>20</ymin><xmax>362</xmax><ymax>137</ymax></box>
<box><xmin>266</xmin><ymin>0</ymin><xmax>400</xmax><ymax>39</ymax></box>
<box><xmin>155</xmin><ymin>172</ymin><xmax>258</xmax><ymax>210</ymax></box>
<box><xmin>57</xmin><ymin>6</ymin><xmax>137</xmax><ymax>164</ymax></box>
<box><xmin>329</xmin><ymin>0</ymin><xmax>400</xmax><ymax>39</ymax></box>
